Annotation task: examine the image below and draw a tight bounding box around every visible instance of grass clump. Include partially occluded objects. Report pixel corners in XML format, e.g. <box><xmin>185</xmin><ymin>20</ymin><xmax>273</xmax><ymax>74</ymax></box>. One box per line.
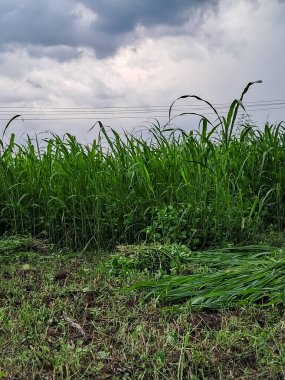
<box><xmin>107</xmin><ymin>243</ymin><xmax>193</xmax><ymax>275</ymax></box>
<box><xmin>0</xmin><ymin>235</ymin><xmax>33</xmax><ymax>253</ymax></box>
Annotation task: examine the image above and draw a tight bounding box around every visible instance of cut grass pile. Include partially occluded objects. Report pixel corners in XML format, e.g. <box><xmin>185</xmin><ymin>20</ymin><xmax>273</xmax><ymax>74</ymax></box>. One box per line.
<box><xmin>128</xmin><ymin>245</ymin><xmax>285</xmax><ymax>309</ymax></box>
<box><xmin>1</xmin><ymin>236</ymin><xmax>285</xmax><ymax>380</ymax></box>
<box><xmin>1</xmin><ymin>81</ymin><xmax>285</xmax><ymax>250</ymax></box>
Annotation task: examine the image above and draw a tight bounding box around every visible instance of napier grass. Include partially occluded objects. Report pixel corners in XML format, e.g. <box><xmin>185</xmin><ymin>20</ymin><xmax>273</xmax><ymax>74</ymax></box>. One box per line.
<box><xmin>0</xmin><ymin>81</ymin><xmax>285</xmax><ymax>250</ymax></box>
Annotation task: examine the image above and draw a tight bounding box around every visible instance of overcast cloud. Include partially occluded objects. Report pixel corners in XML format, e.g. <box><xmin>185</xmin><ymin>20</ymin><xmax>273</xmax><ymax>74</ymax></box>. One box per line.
<box><xmin>0</xmin><ymin>0</ymin><xmax>217</xmax><ymax>58</ymax></box>
<box><xmin>0</xmin><ymin>0</ymin><xmax>285</xmax><ymax>140</ymax></box>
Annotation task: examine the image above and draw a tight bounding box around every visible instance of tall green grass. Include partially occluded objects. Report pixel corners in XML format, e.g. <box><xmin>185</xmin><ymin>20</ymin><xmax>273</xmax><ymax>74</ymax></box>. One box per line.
<box><xmin>1</xmin><ymin>81</ymin><xmax>285</xmax><ymax>249</ymax></box>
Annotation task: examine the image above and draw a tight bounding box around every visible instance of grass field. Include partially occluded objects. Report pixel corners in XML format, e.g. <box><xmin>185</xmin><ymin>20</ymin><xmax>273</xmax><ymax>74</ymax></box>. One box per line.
<box><xmin>1</xmin><ymin>82</ymin><xmax>285</xmax><ymax>379</ymax></box>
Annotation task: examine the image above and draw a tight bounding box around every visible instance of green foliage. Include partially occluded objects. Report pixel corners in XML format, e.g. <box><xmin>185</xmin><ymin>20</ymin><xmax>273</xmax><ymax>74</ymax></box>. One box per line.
<box><xmin>107</xmin><ymin>243</ymin><xmax>192</xmax><ymax>275</ymax></box>
<box><xmin>0</xmin><ymin>235</ymin><xmax>33</xmax><ymax>253</ymax></box>
<box><xmin>130</xmin><ymin>245</ymin><xmax>285</xmax><ymax>309</ymax></box>
<box><xmin>1</xmin><ymin>81</ymin><xmax>285</xmax><ymax>249</ymax></box>
<box><xmin>145</xmin><ymin>205</ymin><xmax>201</xmax><ymax>247</ymax></box>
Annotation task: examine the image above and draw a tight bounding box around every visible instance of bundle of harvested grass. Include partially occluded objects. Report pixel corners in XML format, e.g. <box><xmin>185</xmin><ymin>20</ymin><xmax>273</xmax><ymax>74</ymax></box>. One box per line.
<box><xmin>129</xmin><ymin>245</ymin><xmax>285</xmax><ymax>310</ymax></box>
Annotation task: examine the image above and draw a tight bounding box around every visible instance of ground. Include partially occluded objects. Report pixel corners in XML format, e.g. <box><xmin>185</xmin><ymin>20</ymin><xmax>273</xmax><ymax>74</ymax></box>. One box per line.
<box><xmin>0</xmin><ymin>237</ymin><xmax>285</xmax><ymax>379</ymax></box>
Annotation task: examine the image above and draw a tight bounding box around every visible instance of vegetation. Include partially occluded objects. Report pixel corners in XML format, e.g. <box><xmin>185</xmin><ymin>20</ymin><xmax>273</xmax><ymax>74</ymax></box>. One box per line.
<box><xmin>129</xmin><ymin>244</ymin><xmax>285</xmax><ymax>308</ymax></box>
<box><xmin>2</xmin><ymin>82</ymin><xmax>285</xmax><ymax>378</ymax></box>
<box><xmin>0</xmin><ymin>81</ymin><xmax>285</xmax><ymax>250</ymax></box>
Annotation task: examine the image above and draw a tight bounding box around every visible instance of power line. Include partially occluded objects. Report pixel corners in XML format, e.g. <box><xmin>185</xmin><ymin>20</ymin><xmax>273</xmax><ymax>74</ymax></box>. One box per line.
<box><xmin>0</xmin><ymin>100</ymin><xmax>284</xmax><ymax>122</ymax></box>
<box><xmin>1</xmin><ymin>99</ymin><xmax>285</xmax><ymax>109</ymax></box>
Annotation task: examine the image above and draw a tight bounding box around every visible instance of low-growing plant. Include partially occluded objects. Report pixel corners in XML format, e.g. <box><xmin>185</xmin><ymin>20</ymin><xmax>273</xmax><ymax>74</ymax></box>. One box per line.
<box><xmin>144</xmin><ymin>205</ymin><xmax>202</xmax><ymax>247</ymax></box>
<box><xmin>107</xmin><ymin>243</ymin><xmax>193</xmax><ymax>275</ymax></box>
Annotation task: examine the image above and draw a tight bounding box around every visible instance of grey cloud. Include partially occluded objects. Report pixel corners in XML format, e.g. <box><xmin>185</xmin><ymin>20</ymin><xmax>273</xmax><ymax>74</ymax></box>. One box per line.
<box><xmin>0</xmin><ymin>0</ymin><xmax>218</xmax><ymax>59</ymax></box>
<box><xmin>1</xmin><ymin>1</ymin><xmax>75</xmax><ymax>46</ymax></box>
<box><xmin>26</xmin><ymin>45</ymin><xmax>83</xmax><ymax>62</ymax></box>
<box><xmin>84</xmin><ymin>0</ymin><xmax>215</xmax><ymax>33</ymax></box>
<box><xmin>26</xmin><ymin>78</ymin><xmax>42</xmax><ymax>89</ymax></box>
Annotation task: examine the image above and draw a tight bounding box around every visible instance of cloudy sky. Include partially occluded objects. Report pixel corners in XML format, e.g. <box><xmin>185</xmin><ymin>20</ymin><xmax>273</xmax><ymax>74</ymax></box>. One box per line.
<box><xmin>1</xmin><ymin>0</ymin><xmax>285</xmax><ymax>139</ymax></box>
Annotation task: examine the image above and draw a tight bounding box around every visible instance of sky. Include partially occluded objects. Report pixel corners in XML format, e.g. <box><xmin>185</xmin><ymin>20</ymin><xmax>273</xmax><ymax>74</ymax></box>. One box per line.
<box><xmin>1</xmin><ymin>0</ymin><xmax>285</xmax><ymax>141</ymax></box>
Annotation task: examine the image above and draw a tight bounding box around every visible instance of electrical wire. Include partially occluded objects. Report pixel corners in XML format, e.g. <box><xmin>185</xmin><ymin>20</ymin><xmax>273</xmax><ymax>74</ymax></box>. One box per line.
<box><xmin>0</xmin><ymin>100</ymin><xmax>284</xmax><ymax>122</ymax></box>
